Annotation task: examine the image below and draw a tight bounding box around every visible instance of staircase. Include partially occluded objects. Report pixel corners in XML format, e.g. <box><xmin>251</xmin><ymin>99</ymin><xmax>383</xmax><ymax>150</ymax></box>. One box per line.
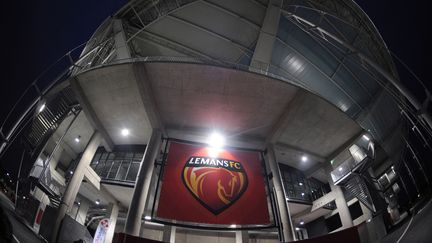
<box><xmin>23</xmin><ymin>86</ymin><xmax>79</xmax><ymax>155</ymax></box>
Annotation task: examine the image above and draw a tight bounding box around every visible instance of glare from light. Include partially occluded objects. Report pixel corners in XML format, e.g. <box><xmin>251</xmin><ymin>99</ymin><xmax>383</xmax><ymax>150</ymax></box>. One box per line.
<box><xmin>6</xmin><ymin>173</ymin><xmax>9</xmax><ymax>176</ymax></box>
<box><xmin>367</xmin><ymin>218</ymin><xmax>371</xmax><ymax>223</ymax></box>
<box><xmin>23</xmin><ymin>196</ymin><xmax>26</xmax><ymax>199</ymax></box>
<box><xmin>300</xmin><ymin>221</ymin><xmax>304</xmax><ymax>225</ymax></box>
<box><xmin>295</xmin><ymin>227</ymin><xmax>300</xmax><ymax>231</ymax></box>
<box><xmin>75</xmin><ymin>136</ymin><xmax>81</xmax><ymax>143</ymax></box>
<box><xmin>330</xmin><ymin>160</ymin><xmax>334</xmax><ymax>165</ymax></box>
<box><xmin>9</xmin><ymin>180</ymin><xmax>12</xmax><ymax>183</ymax></box>
<box><xmin>121</xmin><ymin>128</ymin><xmax>130</xmax><ymax>137</ymax></box>
<box><xmin>338</xmin><ymin>167</ymin><xmax>343</xmax><ymax>172</ymax></box>
<box><xmin>229</xmin><ymin>224</ymin><xmax>237</xmax><ymax>228</ymax></box>
<box><xmin>145</xmin><ymin>216</ymin><xmax>152</xmax><ymax>220</ymax></box>
<box><xmin>38</xmin><ymin>103</ymin><xmax>46</xmax><ymax>113</ymax></box>
<box><xmin>95</xmin><ymin>199</ymin><xmax>100</xmax><ymax>205</ymax></box>
<box><xmin>208</xmin><ymin>132</ymin><xmax>225</xmax><ymax>148</ymax></box>
<box><xmin>69</xmin><ymin>171</ymin><xmax>73</xmax><ymax>175</ymax></box>
<box><xmin>207</xmin><ymin>147</ymin><xmax>220</xmax><ymax>158</ymax></box>
<box><xmin>301</xmin><ymin>156</ymin><xmax>308</xmax><ymax>162</ymax></box>
<box><xmin>299</xmin><ymin>182</ymin><xmax>303</xmax><ymax>186</ymax></box>
<box><xmin>77</xmin><ymin>201</ymin><xmax>81</xmax><ymax>205</ymax></box>
<box><xmin>301</xmin><ymin>192</ymin><xmax>305</xmax><ymax>196</ymax></box>
<box><xmin>362</xmin><ymin>134</ymin><xmax>370</xmax><ymax>141</ymax></box>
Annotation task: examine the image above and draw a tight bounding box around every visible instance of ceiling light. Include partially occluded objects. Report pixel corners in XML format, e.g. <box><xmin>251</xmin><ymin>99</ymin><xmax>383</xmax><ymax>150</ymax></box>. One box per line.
<box><xmin>6</xmin><ymin>173</ymin><xmax>9</xmax><ymax>176</ymax></box>
<box><xmin>301</xmin><ymin>192</ymin><xmax>305</xmax><ymax>196</ymax></box>
<box><xmin>301</xmin><ymin>156</ymin><xmax>308</xmax><ymax>162</ymax></box>
<box><xmin>69</xmin><ymin>171</ymin><xmax>73</xmax><ymax>175</ymax></box>
<box><xmin>77</xmin><ymin>201</ymin><xmax>81</xmax><ymax>205</ymax></box>
<box><xmin>229</xmin><ymin>224</ymin><xmax>237</xmax><ymax>228</ymax></box>
<box><xmin>38</xmin><ymin>103</ymin><xmax>46</xmax><ymax>113</ymax></box>
<box><xmin>75</xmin><ymin>135</ymin><xmax>81</xmax><ymax>143</ymax></box>
<box><xmin>95</xmin><ymin>199</ymin><xmax>100</xmax><ymax>205</ymax></box>
<box><xmin>23</xmin><ymin>196</ymin><xmax>26</xmax><ymax>199</ymax></box>
<box><xmin>299</xmin><ymin>182</ymin><xmax>303</xmax><ymax>186</ymax></box>
<box><xmin>121</xmin><ymin>128</ymin><xmax>130</xmax><ymax>137</ymax></box>
<box><xmin>208</xmin><ymin>132</ymin><xmax>225</xmax><ymax>148</ymax></box>
<box><xmin>362</xmin><ymin>134</ymin><xmax>370</xmax><ymax>141</ymax></box>
<box><xmin>338</xmin><ymin>167</ymin><xmax>343</xmax><ymax>172</ymax></box>
<box><xmin>145</xmin><ymin>216</ymin><xmax>151</xmax><ymax>220</ymax></box>
<box><xmin>300</xmin><ymin>221</ymin><xmax>304</xmax><ymax>225</ymax></box>
<box><xmin>295</xmin><ymin>227</ymin><xmax>300</xmax><ymax>231</ymax></box>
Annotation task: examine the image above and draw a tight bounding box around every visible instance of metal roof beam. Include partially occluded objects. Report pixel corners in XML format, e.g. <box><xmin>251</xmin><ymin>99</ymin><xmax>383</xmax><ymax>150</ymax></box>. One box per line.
<box><xmin>200</xmin><ymin>0</ymin><xmax>261</xmax><ymax>29</ymax></box>
<box><xmin>166</xmin><ymin>15</ymin><xmax>254</xmax><ymax>57</ymax></box>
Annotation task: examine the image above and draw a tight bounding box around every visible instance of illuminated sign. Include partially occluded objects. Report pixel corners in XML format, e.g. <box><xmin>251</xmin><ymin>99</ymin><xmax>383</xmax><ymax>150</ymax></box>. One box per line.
<box><xmin>155</xmin><ymin>142</ymin><xmax>272</xmax><ymax>227</ymax></box>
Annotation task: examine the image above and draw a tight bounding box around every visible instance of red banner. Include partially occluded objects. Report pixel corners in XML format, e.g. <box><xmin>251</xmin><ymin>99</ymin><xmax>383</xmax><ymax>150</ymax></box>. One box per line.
<box><xmin>155</xmin><ymin>142</ymin><xmax>271</xmax><ymax>227</ymax></box>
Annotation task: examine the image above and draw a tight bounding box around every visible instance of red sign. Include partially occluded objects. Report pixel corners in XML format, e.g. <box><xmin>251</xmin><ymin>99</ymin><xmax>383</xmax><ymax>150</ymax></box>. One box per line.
<box><xmin>155</xmin><ymin>142</ymin><xmax>271</xmax><ymax>227</ymax></box>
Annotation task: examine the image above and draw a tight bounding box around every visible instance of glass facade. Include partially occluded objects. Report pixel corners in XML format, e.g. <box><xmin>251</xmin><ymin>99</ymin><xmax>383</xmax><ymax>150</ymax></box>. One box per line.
<box><xmin>89</xmin><ymin>146</ymin><xmax>145</xmax><ymax>183</ymax></box>
<box><xmin>279</xmin><ymin>163</ymin><xmax>332</xmax><ymax>204</ymax></box>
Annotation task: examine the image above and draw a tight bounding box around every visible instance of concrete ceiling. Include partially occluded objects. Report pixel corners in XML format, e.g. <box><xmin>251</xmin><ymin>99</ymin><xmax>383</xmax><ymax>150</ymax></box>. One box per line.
<box><xmin>49</xmin><ymin>112</ymin><xmax>94</xmax><ymax>170</ymax></box>
<box><xmin>103</xmin><ymin>183</ymin><xmax>134</xmax><ymax>208</ymax></box>
<box><xmin>75</xmin><ymin>62</ymin><xmax>363</xmax><ymax>177</ymax></box>
<box><xmin>76</xmin><ymin>64</ymin><xmax>153</xmax><ymax>145</ymax></box>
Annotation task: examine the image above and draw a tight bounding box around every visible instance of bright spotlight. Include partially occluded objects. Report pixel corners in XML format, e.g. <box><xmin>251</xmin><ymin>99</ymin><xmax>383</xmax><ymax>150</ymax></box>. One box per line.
<box><xmin>295</xmin><ymin>227</ymin><xmax>300</xmax><ymax>231</ymax></box>
<box><xmin>74</xmin><ymin>135</ymin><xmax>81</xmax><ymax>143</ymax></box>
<box><xmin>300</xmin><ymin>221</ymin><xmax>304</xmax><ymax>225</ymax></box>
<box><xmin>301</xmin><ymin>156</ymin><xmax>308</xmax><ymax>162</ymax></box>
<box><xmin>144</xmin><ymin>216</ymin><xmax>151</xmax><ymax>220</ymax></box>
<box><xmin>362</xmin><ymin>134</ymin><xmax>370</xmax><ymax>141</ymax></box>
<box><xmin>208</xmin><ymin>132</ymin><xmax>225</xmax><ymax>148</ymax></box>
<box><xmin>338</xmin><ymin>167</ymin><xmax>343</xmax><ymax>172</ymax></box>
<box><xmin>229</xmin><ymin>224</ymin><xmax>237</xmax><ymax>228</ymax></box>
<box><xmin>121</xmin><ymin>128</ymin><xmax>130</xmax><ymax>136</ymax></box>
<box><xmin>95</xmin><ymin>199</ymin><xmax>100</xmax><ymax>205</ymax></box>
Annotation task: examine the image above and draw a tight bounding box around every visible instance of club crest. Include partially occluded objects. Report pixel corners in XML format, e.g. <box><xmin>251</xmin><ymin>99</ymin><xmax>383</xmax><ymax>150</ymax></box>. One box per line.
<box><xmin>182</xmin><ymin>156</ymin><xmax>248</xmax><ymax>215</ymax></box>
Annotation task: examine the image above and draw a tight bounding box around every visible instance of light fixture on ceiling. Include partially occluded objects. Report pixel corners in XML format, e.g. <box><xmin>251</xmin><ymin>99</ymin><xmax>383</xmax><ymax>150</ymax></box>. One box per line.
<box><xmin>208</xmin><ymin>132</ymin><xmax>225</xmax><ymax>149</ymax></box>
<box><xmin>6</xmin><ymin>173</ymin><xmax>9</xmax><ymax>176</ymax></box>
<box><xmin>299</xmin><ymin>182</ymin><xmax>303</xmax><ymax>186</ymax></box>
<box><xmin>362</xmin><ymin>134</ymin><xmax>370</xmax><ymax>141</ymax></box>
<box><xmin>301</xmin><ymin>192</ymin><xmax>305</xmax><ymax>197</ymax></box>
<box><xmin>229</xmin><ymin>224</ymin><xmax>237</xmax><ymax>228</ymax></box>
<box><xmin>300</xmin><ymin>221</ymin><xmax>304</xmax><ymax>225</ymax></box>
<box><xmin>338</xmin><ymin>167</ymin><xmax>343</xmax><ymax>172</ymax></box>
<box><xmin>77</xmin><ymin>201</ymin><xmax>81</xmax><ymax>205</ymax></box>
<box><xmin>75</xmin><ymin>135</ymin><xmax>81</xmax><ymax>143</ymax></box>
<box><xmin>95</xmin><ymin>199</ymin><xmax>100</xmax><ymax>205</ymax></box>
<box><xmin>69</xmin><ymin>171</ymin><xmax>73</xmax><ymax>175</ymax></box>
<box><xmin>301</xmin><ymin>155</ymin><xmax>308</xmax><ymax>162</ymax></box>
<box><xmin>144</xmin><ymin>216</ymin><xmax>151</xmax><ymax>220</ymax></box>
<box><xmin>121</xmin><ymin>128</ymin><xmax>130</xmax><ymax>137</ymax></box>
<box><xmin>295</xmin><ymin>227</ymin><xmax>300</xmax><ymax>231</ymax></box>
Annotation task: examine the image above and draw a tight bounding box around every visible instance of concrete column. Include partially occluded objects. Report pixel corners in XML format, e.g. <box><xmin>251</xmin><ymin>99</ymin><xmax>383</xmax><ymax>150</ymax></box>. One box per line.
<box><xmin>162</xmin><ymin>225</ymin><xmax>176</xmax><ymax>243</ymax></box>
<box><xmin>51</xmin><ymin>131</ymin><xmax>102</xmax><ymax>242</ymax></box>
<box><xmin>74</xmin><ymin>199</ymin><xmax>90</xmax><ymax>225</ymax></box>
<box><xmin>124</xmin><ymin>129</ymin><xmax>162</xmax><ymax>236</ymax></box>
<box><xmin>113</xmin><ymin>19</ymin><xmax>131</xmax><ymax>60</ymax></box>
<box><xmin>105</xmin><ymin>202</ymin><xmax>119</xmax><ymax>243</ymax></box>
<box><xmin>235</xmin><ymin>231</ymin><xmax>249</xmax><ymax>243</ymax></box>
<box><xmin>250</xmin><ymin>0</ymin><xmax>282</xmax><ymax>71</ymax></box>
<box><xmin>325</xmin><ymin>164</ymin><xmax>353</xmax><ymax>230</ymax></box>
<box><xmin>266</xmin><ymin>144</ymin><xmax>294</xmax><ymax>242</ymax></box>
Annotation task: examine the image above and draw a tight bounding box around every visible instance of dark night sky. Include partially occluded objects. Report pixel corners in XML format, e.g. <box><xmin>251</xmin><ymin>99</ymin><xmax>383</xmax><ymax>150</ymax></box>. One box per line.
<box><xmin>0</xmin><ymin>0</ymin><xmax>430</xmax><ymax>176</ymax></box>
